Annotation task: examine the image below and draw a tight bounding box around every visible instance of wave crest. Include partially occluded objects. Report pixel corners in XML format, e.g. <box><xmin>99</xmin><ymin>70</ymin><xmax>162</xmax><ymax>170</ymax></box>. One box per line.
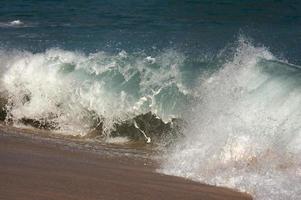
<box><xmin>160</xmin><ymin>37</ymin><xmax>301</xmax><ymax>200</ymax></box>
<box><xmin>0</xmin><ymin>48</ymin><xmax>191</xmax><ymax>137</ymax></box>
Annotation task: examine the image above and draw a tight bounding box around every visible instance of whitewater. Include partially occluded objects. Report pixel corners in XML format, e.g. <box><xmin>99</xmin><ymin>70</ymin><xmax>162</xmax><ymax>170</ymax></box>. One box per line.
<box><xmin>0</xmin><ymin>48</ymin><xmax>190</xmax><ymax>136</ymax></box>
<box><xmin>0</xmin><ymin>37</ymin><xmax>300</xmax><ymax>199</ymax></box>
<box><xmin>160</xmin><ymin>38</ymin><xmax>301</xmax><ymax>200</ymax></box>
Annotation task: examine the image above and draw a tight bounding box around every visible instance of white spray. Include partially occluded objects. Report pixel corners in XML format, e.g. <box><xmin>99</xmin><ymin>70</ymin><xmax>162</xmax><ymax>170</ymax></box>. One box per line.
<box><xmin>160</xmin><ymin>38</ymin><xmax>301</xmax><ymax>200</ymax></box>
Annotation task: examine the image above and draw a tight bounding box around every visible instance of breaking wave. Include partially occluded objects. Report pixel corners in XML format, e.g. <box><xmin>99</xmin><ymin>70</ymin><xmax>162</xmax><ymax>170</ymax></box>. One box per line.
<box><xmin>0</xmin><ymin>48</ymin><xmax>192</xmax><ymax>141</ymax></box>
<box><xmin>0</xmin><ymin>20</ymin><xmax>27</xmax><ymax>28</ymax></box>
<box><xmin>1</xmin><ymin>36</ymin><xmax>300</xmax><ymax>199</ymax></box>
<box><xmin>159</xmin><ymin>37</ymin><xmax>301</xmax><ymax>199</ymax></box>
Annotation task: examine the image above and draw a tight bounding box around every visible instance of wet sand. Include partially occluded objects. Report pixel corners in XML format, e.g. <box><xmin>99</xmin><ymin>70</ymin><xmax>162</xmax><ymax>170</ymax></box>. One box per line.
<box><xmin>0</xmin><ymin>128</ymin><xmax>252</xmax><ymax>200</ymax></box>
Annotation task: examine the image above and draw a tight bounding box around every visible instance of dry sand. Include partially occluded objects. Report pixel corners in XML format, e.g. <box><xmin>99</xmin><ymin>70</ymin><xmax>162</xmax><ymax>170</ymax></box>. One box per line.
<box><xmin>0</xmin><ymin>127</ymin><xmax>252</xmax><ymax>200</ymax></box>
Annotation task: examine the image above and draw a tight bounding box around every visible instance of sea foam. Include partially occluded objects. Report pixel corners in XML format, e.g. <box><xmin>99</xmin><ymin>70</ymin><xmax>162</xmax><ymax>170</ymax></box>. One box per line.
<box><xmin>0</xmin><ymin>49</ymin><xmax>190</xmax><ymax>136</ymax></box>
<box><xmin>159</xmin><ymin>37</ymin><xmax>301</xmax><ymax>200</ymax></box>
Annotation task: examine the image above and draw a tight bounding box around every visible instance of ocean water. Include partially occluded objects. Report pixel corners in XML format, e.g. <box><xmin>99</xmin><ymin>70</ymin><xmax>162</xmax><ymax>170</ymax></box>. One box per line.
<box><xmin>0</xmin><ymin>1</ymin><xmax>301</xmax><ymax>199</ymax></box>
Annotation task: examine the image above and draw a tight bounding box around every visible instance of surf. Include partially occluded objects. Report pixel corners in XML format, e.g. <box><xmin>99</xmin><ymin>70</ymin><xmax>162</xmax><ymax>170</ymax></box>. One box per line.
<box><xmin>0</xmin><ymin>48</ymin><xmax>191</xmax><ymax>143</ymax></box>
<box><xmin>159</xmin><ymin>37</ymin><xmax>301</xmax><ymax>200</ymax></box>
<box><xmin>0</xmin><ymin>36</ymin><xmax>300</xmax><ymax>199</ymax></box>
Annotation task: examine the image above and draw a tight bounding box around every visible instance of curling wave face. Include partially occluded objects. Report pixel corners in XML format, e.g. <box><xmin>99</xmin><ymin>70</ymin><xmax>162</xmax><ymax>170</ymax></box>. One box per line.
<box><xmin>0</xmin><ymin>48</ymin><xmax>192</xmax><ymax>138</ymax></box>
<box><xmin>160</xmin><ymin>38</ymin><xmax>301</xmax><ymax>200</ymax></box>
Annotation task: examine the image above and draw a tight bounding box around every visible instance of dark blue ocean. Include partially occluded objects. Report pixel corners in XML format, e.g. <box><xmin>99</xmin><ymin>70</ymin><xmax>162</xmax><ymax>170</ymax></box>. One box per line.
<box><xmin>1</xmin><ymin>1</ymin><xmax>301</xmax><ymax>63</ymax></box>
<box><xmin>0</xmin><ymin>1</ymin><xmax>301</xmax><ymax>200</ymax></box>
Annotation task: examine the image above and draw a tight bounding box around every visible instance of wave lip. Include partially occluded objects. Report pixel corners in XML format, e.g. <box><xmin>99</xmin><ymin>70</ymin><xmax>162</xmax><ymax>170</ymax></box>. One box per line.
<box><xmin>0</xmin><ymin>48</ymin><xmax>190</xmax><ymax>142</ymax></box>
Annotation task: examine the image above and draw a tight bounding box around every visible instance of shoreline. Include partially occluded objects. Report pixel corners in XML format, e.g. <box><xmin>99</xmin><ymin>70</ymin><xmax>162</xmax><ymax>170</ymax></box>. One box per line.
<box><xmin>0</xmin><ymin>126</ymin><xmax>252</xmax><ymax>200</ymax></box>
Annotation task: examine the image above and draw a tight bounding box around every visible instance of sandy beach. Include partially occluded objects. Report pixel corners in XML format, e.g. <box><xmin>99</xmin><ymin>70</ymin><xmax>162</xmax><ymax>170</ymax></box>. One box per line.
<box><xmin>0</xmin><ymin>127</ymin><xmax>252</xmax><ymax>200</ymax></box>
